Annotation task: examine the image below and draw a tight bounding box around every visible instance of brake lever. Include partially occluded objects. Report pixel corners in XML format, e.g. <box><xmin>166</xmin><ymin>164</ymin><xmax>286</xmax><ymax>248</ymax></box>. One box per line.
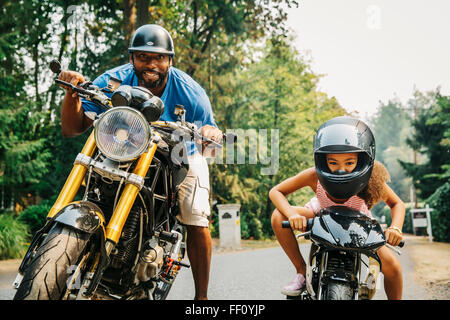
<box><xmin>385</xmin><ymin>243</ymin><xmax>402</xmax><ymax>255</ymax></box>
<box><xmin>194</xmin><ymin>130</ymin><xmax>237</xmax><ymax>149</ymax></box>
<box><xmin>296</xmin><ymin>231</ymin><xmax>311</xmax><ymax>239</ymax></box>
<box><xmin>195</xmin><ymin>133</ymin><xmax>223</xmax><ymax>148</ymax></box>
<box><xmin>55</xmin><ymin>79</ymin><xmax>111</xmax><ymax>110</ymax></box>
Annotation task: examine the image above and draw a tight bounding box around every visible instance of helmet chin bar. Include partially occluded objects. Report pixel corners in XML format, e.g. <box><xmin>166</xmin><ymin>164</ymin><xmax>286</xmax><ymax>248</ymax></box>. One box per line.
<box><xmin>318</xmin><ymin>167</ymin><xmax>373</xmax><ymax>200</ymax></box>
<box><xmin>332</xmin><ymin>170</ymin><xmax>348</xmax><ymax>176</ymax></box>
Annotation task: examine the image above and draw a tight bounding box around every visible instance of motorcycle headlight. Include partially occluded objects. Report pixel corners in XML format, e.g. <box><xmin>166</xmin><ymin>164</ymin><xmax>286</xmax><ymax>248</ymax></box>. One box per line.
<box><xmin>94</xmin><ymin>107</ymin><xmax>150</xmax><ymax>162</ymax></box>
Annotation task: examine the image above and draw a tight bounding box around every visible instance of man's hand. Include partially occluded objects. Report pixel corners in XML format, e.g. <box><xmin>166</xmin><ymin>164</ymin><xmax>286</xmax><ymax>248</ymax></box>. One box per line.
<box><xmin>200</xmin><ymin>125</ymin><xmax>222</xmax><ymax>144</ymax></box>
<box><xmin>385</xmin><ymin>226</ymin><xmax>403</xmax><ymax>247</ymax></box>
<box><xmin>198</xmin><ymin>125</ymin><xmax>222</xmax><ymax>157</ymax></box>
<box><xmin>58</xmin><ymin>70</ymin><xmax>85</xmax><ymax>98</ymax></box>
<box><xmin>59</xmin><ymin>70</ymin><xmax>91</xmax><ymax>137</ymax></box>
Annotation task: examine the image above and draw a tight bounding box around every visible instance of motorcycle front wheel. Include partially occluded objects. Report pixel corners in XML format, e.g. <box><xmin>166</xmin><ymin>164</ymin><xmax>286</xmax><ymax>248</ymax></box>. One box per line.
<box><xmin>324</xmin><ymin>281</ymin><xmax>354</xmax><ymax>300</ymax></box>
<box><xmin>14</xmin><ymin>223</ymin><xmax>90</xmax><ymax>300</ymax></box>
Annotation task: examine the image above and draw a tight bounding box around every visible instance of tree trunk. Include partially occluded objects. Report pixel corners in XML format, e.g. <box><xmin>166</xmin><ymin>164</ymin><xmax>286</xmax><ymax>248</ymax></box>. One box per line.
<box><xmin>265</xmin><ymin>77</ymin><xmax>280</xmax><ymax>218</ymax></box>
<box><xmin>186</xmin><ymin>26</ymin><xmax>215</xmax><ymax>77</ymax></box>
<box><xmin>136</xmin><ymin>0</ymin><xmax>149</xmax><ymax>28</ymax></box>
<box><xmin>33</xmin><ymin>40</ymin><xmax>40</xmax><ymax>104</ymax></box>
<box><xmin>123</xmin><ymin>0</ymin><xmax>136</xmax><ymax>45</ymax></box>
<box><xmin>49</xmin><ymin>6</ymin><xmax>70</xmax><ymax>117</ymax></box>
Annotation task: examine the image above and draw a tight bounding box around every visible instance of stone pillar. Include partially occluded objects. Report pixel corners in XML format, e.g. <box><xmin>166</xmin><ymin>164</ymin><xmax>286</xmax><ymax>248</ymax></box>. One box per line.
<box><xmin>217</xmin><ymin>204</ymin><xmax>241</xmax><ymax>249</ymax></box>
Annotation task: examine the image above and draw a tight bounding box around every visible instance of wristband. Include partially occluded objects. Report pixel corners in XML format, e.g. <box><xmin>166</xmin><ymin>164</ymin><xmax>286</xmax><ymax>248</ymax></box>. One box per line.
<box><xmin>388</xmin><ymin>226</ymin><xmax>402</xmax><ymax>235</ymax></box>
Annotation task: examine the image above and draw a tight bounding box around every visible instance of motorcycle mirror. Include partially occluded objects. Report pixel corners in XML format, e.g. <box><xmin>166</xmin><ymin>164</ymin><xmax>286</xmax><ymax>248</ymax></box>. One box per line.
<box><xmin>49</xmin><ymin>60</ymin><xmax>61</xmax><ymax>74</ymax></box>
<box><xmin>139</xmin><ymin>96</ymin><xmax>164</xmax><ymax>123</ymax></box>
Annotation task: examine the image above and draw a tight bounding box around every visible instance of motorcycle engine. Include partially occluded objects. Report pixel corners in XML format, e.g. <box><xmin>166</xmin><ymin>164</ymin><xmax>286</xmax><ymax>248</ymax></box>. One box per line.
<box><xmin>136</xmin><ymin>237</ymin><xmax>164</xmax><ymax>282</ymax></box>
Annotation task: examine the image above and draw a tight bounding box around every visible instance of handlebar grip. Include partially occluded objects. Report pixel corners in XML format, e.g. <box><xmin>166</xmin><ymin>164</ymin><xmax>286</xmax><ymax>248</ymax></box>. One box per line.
<box><xmin>281</xmin><ymin>218</ymin><xmax>314</xmax><ymax>230</ymax></box>
<box><xmin>281</xmin><ymin>221</ymin><xmax>291</xmax><ymax>229</ymax></box>
<box><xmin>398</xmin><ymin>240</ymin><xmax>405</xmax><ymax>248</ymax></box>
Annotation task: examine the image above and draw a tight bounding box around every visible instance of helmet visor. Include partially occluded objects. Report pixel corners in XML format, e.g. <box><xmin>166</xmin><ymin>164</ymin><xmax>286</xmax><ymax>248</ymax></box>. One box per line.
<box><xmin>314</xmin><ymin>122</ymin><xmax>375</xmax><ymax>158</ymax></box>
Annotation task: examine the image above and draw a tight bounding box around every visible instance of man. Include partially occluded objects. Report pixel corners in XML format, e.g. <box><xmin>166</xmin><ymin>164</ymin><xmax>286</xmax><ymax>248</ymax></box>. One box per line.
<box><xmin>58</xmin><ymin>24</ymin><xmax>222</xmax><ymax>300</ymax></box>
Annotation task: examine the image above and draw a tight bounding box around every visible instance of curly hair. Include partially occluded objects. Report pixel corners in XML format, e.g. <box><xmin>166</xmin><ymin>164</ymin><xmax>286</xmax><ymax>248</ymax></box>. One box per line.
<box><xmin>357</xmin><ymin>160</ymin><xmax>391</xmax><ymax>209</ymax></box>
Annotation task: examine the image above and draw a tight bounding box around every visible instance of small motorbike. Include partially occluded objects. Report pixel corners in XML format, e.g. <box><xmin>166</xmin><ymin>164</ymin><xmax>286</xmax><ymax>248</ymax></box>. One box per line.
<box><xmin>12</xmin><ymin>60</ymin><xmax>235</xmax><ymax>300</ymax></box>
<box><xmin>282</xmin><ymin>206</ymin><xmax>404</xmax><ymax>300</ymax></box>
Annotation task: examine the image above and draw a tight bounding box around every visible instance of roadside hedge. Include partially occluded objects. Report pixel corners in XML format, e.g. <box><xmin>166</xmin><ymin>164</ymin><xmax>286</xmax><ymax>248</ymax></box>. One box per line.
<box><xmin>0</xmin><ymin>213</ymin><xmax>30</xmax><ymax>259</ymax></box>
<box><xmin>427</xmin><ymin>182</ymin><xmax>450</xmax><ymax>242</ymax></box>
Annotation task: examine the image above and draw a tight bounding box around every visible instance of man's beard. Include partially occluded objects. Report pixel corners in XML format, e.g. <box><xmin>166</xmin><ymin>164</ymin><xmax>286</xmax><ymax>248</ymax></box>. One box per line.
<box><xmin>135</xmin><ymin>68</ymin><xmax>168</xmax><ymax>89</ymax></box>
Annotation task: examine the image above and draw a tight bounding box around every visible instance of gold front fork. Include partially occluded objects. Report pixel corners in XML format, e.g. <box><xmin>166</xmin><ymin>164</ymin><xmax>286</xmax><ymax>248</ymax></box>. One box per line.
<box><xmin>47</xmin><ymin>130</ymin><xmax>97</xmax><ymax>219</ymax></box>
<box><xmin>105</xmin><ymin>142</ymin><xmax>158</xmax><ymax>244</ymax></box>
<box><xmin>46</xmin><ymin>129</ymin><xmax>157</xmax><ymax>252</ymax></box>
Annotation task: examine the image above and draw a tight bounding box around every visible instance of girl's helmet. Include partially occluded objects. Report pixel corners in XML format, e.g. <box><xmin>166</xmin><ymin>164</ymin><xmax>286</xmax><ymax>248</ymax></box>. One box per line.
<box><xmin>313</xmin><ymin>116</ymin><xmax>376</xmax><ymax>199</ymax></box>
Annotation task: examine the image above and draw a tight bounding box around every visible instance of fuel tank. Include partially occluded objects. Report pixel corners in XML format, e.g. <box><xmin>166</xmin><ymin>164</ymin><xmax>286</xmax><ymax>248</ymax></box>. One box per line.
<box><xmin>310</xmin><ymin>206</ymin><xmax>385</xmax><ymax>252</ymax></box>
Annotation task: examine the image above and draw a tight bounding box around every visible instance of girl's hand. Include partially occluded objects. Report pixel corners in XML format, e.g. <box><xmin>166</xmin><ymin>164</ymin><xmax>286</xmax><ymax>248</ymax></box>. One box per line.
<box><xmin>288</xmin><ymin>212</ymin><xmax>307</xmax><ymax>232</ymax></box>
<box><xmin>385</xmin><ymin>226</ymin><xmax>403</xmax><ymax>246</ymax></box>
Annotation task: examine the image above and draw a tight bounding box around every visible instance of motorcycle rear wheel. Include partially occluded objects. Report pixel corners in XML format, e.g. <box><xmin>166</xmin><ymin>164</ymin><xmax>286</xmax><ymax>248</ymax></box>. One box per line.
<box><xmin>324</xmin><ymin>281</ymin><xmax>354</xmax><ymax>300</ymax></box>
<box><xmin>13</xmin><ymin>223</ymin><xmax>90</xmax><ymax>300</ymax></box>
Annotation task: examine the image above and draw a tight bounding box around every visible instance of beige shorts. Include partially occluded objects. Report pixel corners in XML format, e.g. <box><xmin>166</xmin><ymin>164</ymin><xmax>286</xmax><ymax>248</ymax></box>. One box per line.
<box><xmin>176</xmin><ymin>152</ymin><xmax>211</xmax><ymax>227</ymax></box>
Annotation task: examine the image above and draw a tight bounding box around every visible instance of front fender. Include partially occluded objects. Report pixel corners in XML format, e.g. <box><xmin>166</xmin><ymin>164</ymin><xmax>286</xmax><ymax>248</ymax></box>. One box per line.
<box><xmin>53</xmin><ymin>201</ymin><xmax>105</xmax><ymax>234</ymax></box>
<box><xmin>18</xmin><ymin>201</ymin><xmax>105</xmax><ymax>275</ymax></box>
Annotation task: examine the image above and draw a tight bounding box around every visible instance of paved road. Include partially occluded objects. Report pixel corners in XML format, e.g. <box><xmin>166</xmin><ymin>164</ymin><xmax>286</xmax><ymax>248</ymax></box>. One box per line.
<box><xmin>167</xmin><ymin>243</ymin><xmax>429</xmax><ymax>300</ymax></box>
<box><xmin>0</xmin><ymin>243</ymin><xmax>429</xmax><ymax>300</ymax></box>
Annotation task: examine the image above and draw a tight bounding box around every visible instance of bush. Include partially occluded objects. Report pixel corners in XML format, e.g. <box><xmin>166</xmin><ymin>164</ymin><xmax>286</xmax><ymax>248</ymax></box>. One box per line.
<box><xmin>427</xmin><ymin>182</ymin><xmax>450</xmax><ymax>243</ymax></box>
<box><xmin>0</xmin><ymin>213</ymin><xmax>30</xmax><ymax>259</ymax></box>
<box><xmin>240</xmin><ymin>211</ymin><xmax>264</xmax><ymax>240</ymax></box>
<box><xmin>211</xmin><ymin>205</ymin><xmax>265</xmax><ymax>240</ymax></box>
<box><xmin>18</xmin><ymin>200</ymin><xmax>52</xmax><ymax>235</ymax></box>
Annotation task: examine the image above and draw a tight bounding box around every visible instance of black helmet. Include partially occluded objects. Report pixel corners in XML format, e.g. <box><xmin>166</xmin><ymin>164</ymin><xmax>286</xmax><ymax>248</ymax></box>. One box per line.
<box><xmin>314</xmin><ymin>116</ymin><xmax>376</xmax><ymax>199</ymax></box>
<box><xmin>128</xmin><ymin>24</ymin><xmax>175</xmax><ymax>56</ymax></box>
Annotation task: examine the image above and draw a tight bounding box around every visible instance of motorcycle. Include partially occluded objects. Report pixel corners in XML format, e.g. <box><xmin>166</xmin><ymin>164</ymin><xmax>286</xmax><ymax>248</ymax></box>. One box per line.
<box><xmin>282</xmin><ymin>206</ymin><xmax>405</xmax><ymax>300</ymax></box>
<box><xmin>12</xmin><ymin>60</ymin><xmax>234</xmax><ymax>300</ymax></box>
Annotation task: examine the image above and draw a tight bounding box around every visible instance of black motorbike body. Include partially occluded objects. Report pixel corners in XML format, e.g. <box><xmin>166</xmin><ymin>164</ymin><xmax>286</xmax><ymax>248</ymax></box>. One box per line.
<box><xmin>84</xmin><ymin>148</ymin><xmax>188</xmax><ymax>299</ymax></box>
<box><xmin>306</xmin><ymin>206</ymin><xmax>385</xmax><ymax>300</ymax></box>
<box><xmin>13</xmin><ymin>61</ymin><xmax>232</xmax><ymax>300</ymax></box>
<box><xmin>15</xmin><ymin>140</ymin><xmax>190</xmax><ymax>300</ymax></box>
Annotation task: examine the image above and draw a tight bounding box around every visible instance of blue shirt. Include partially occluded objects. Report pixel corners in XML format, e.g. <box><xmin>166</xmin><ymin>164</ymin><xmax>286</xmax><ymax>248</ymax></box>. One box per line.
<box><xmin>82</xmin><ymin>63</ymin><xmax>217</xmax><ymax>155</ymax></box>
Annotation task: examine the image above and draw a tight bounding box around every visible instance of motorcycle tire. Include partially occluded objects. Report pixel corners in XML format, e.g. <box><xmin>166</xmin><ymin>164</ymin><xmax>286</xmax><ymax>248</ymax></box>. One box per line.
<box><xmin>324</xmin><ymin>281</ymin><xmax>354</xmax><ymax>300</ymax></box>
<box><xmin>13</xmin><ymin>223</ymin><xmax>90</xmax><ymax>300</ymax></box>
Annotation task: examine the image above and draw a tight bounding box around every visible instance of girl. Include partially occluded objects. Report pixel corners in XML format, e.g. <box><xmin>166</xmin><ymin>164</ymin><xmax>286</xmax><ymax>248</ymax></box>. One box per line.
<box><xmin>269</xmin><ymin>116</ymin><xmax>405</xmax><ymax>300</ymax></box>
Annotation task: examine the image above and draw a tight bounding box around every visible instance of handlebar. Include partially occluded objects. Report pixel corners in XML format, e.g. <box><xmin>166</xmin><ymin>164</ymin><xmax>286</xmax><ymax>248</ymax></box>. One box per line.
<box><xmin>195</xmin><ymin>131</ymin><xmax>237</xmax><ymax>148</ymax></box>
<box><xmin>281</xmin><ymin>221</ymin><xmax>292</xmax><ymax>229</ymax></box>
<box><xmin>51</xmin><ymin>60</ymin><xmax>237</xmax><ymax>147</ymax></box>
<box><xmin>281</xmin><ymin>220</ymin><xmax>313</xmax><ymax>230</ymax></box>
<box><xmin>151</xmin><ymin>121</ymin><xmax>237</xmax><ymax>149</ymax></box>
<box><xmin>51</xmin><ymin>60</ymin><xmax>111</xmax><ymax>110</ymax></box>
<box><xmin>281</xmin><ymin>219</ymin><xmax>313</xmax><ymax>239</ymax></box>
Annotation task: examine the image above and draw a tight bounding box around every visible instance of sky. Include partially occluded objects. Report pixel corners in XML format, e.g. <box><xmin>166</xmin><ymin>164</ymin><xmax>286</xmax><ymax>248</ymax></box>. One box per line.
<box><xmin>286</xmin><ymin>0</ymin><xmax>450</xmax><ymax>120</ymax></box>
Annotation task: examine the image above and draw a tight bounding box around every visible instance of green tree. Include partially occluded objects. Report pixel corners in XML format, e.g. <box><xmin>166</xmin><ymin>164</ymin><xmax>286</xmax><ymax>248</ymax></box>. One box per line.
<box><xmin>369</xmin><ymin>99</ymin><xmax>413</xmax><ymax>207</ymax></box>
<box><xmin>0</xmin><ymin>0</ymin><xmax>55</xmax><ymax>210</ymax></box>
<box><xmin>209</xmin><ymin>37</ymin><xmax>345</xmax><ymax>237</ymax></box>
<box><xmin>399</xmin><ymin>93</ymin><xmax>449</xmax><ymax>242</ymax></box>
<box><xmin>158</xmin><ymin>0</ymin><xmax>299</xmax><ymax>77</ymax></box>
<box><xmin>400</xmin><ymin>93</ymin><xmax>449</xmax><ymax>199</ymax></box>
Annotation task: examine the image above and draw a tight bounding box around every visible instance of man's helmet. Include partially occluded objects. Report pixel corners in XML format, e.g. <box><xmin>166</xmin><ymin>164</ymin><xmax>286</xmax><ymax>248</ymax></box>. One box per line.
<box><xmin>128</xmin><ymin>24</ymin><xmax>175</xmax><ymax>56</ymax></box>
<box><xmin>313</xmin><ymin>116</ymin><xmax>376</xmax><ymax>199</ymax></box>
